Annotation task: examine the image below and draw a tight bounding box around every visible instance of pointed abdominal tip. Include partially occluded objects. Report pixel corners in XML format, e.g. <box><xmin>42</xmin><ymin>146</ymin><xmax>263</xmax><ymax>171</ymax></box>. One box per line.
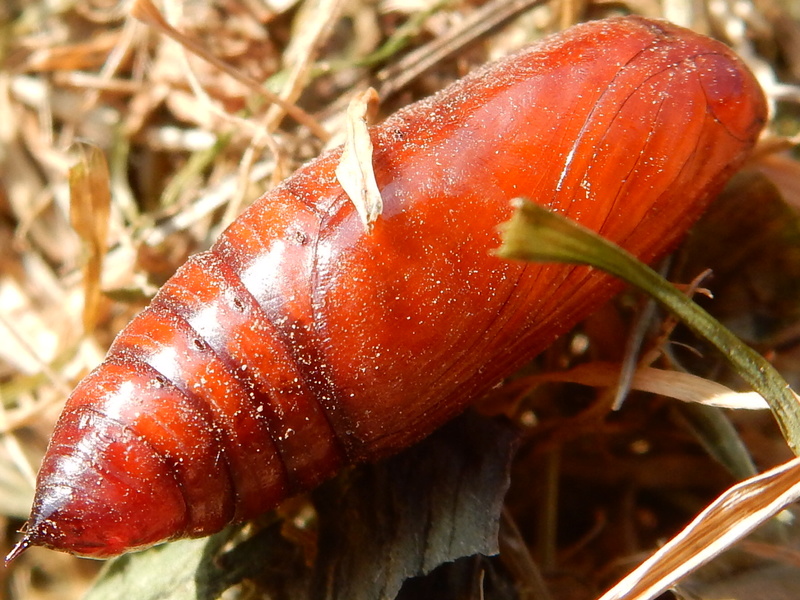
<box><xmin>5</xmin><ymin>535</ymin><xmax>32</xmax><ymax>566</ymax></box>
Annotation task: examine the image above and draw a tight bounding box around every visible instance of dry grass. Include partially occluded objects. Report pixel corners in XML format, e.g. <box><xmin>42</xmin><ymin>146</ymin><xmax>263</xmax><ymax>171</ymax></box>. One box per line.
<box><xmin>1</xmin><ymin>0</ymin><xmax>799</xmax><ymax>598</ymax></box>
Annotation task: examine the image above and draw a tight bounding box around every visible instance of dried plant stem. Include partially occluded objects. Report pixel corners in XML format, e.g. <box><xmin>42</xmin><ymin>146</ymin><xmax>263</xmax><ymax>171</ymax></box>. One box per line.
<box><xmin>130</xmin><ymin>0</ymin><xmax>330</xmax><ymax>142</ymax></box>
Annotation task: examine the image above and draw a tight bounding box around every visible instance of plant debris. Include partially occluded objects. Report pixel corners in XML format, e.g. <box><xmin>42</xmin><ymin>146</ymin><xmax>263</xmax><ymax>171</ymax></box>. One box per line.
<box><xmin>1</xmin><ymin>0</ymin><xmax>800</xmax><ymax>599</ymax></box>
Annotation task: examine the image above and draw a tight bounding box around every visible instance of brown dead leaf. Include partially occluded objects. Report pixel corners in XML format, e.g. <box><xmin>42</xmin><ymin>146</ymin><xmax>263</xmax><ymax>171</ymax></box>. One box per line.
<box><xmin>68</xmin><ymin>142</ymin><xmax>111</xmax><ymax>334</ymax></box>
<box><xmin>19</xmin><ymin>30</ymin><xmax>126</xmax><ymax>73</ymax></box>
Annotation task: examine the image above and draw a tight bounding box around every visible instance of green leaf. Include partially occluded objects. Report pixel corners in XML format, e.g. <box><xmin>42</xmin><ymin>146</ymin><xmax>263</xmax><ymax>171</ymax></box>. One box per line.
<box><xmin>84</xmin><ymin>535</ymin><xmax>225</xmax><ymax>600</ymax></box>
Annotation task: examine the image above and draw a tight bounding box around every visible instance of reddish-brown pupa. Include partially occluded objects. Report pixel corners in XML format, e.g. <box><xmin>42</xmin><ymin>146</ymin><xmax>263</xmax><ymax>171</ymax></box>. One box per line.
<box><xmin>9</xmin><ymin>16</ymin><xmax>766</xmax><ymax>560</ymax></box>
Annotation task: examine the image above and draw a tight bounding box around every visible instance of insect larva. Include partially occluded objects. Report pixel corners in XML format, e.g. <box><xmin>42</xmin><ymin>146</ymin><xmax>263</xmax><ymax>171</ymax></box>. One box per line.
<box><xmin>9</xmin><ymin>15</ymin><xmax>766</xmax><ymax>560</ymax></box>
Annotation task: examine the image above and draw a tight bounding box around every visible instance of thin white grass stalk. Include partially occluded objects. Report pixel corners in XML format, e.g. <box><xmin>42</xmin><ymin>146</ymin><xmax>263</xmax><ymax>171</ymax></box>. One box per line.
<box><xmin>524</xmin><ymin>363</ymin><xmax>769</xmax><ymax>410</ymax></box>
<box><xmin>598</xmin><ymin>457</ymin><xmax>800</xmax><ymax>600</ymax></box>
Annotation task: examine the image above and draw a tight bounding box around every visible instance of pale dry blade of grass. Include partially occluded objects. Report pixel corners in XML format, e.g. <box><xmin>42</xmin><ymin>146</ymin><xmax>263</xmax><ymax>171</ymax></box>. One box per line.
<box><xmin>523</xmin><ymin>363</ymin><xmax>769</xmax><ymax>410</ymax></box>
<box><xmin>598</xmin><ymin>457</ymin><xmax>800</xmax><ymax>600</ymax></box>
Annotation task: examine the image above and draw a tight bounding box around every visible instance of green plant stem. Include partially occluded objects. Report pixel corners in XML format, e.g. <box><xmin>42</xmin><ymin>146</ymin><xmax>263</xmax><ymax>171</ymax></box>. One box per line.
<box><xmin>497</xmin><ymin>200</ymin><xmax>800</xmax><ymax>455</ymax></box>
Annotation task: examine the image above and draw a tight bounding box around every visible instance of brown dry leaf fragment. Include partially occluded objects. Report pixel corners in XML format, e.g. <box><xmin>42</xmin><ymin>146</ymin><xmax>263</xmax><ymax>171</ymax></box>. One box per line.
<box><xmin>19</xmin><ymin>30</ymin><xmax>126</xmax><ymax>73</ymax></box>
<box><xmin>68</xmin><ymin>142</ymin><xmax>111</xmax><ymax>334</ymax></box>
<box><xmin>335</xmin><ymin>87</ymin><xmax>382</xmax><ymax>231</ymax></box>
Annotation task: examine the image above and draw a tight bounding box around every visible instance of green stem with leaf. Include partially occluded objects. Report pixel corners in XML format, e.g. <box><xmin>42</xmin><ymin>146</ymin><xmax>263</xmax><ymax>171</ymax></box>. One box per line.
<box><xmin>496</xmin><ymin>200</ymin><xmax>800</xmax><ymax>455</ymax></box>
